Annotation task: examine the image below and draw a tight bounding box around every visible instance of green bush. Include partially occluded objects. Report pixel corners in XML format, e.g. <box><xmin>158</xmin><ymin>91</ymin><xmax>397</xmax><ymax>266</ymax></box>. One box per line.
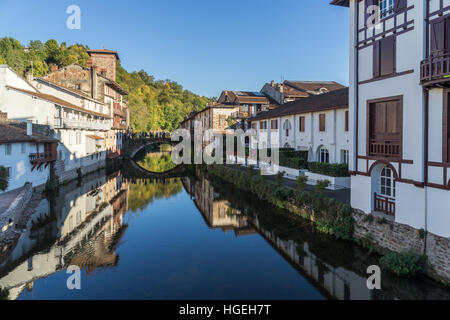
<box><xmin>275</xmin><ymin>171</ymin><xmax>285</xmax><ymax>185</ymax></box>
<box><xmin>380</xmin><ymin>251</ymin><xmax>425</xmax><ymax>277</ymax></box>
<box><xmin>280</xmin><ymin>157</ymin><xmax>307</xmax><ymax>169</ymax></box>
<box><xmin>308</xmin><ymin>162</ymin><xmax>349</xmax><ymax>177</ymax></box>
<box><xmin>296</xmin><ymin>176</ymin><xmax>308</xmax><ymax>191</ymax></box>
<box><xmin>0</xmin><ymin>166</ymin><xmax>9</xmax><ymax>191</ymax></box>
<box><xmin>207</xmin><ymin>165</ymin><xmax>354</xmax><ymax>241</ymax></box>
<box><xmin>315</xmin><ymin>180</ymin><xmax>330</xmax><ymax>196</ymax></box>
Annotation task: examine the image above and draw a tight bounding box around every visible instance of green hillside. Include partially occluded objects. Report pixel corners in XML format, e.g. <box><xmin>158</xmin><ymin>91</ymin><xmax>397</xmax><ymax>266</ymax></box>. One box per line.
<box><xmin>0</xmin><ymin>37</ymin><xmax>214</xmax><ymax>131</ymax></box>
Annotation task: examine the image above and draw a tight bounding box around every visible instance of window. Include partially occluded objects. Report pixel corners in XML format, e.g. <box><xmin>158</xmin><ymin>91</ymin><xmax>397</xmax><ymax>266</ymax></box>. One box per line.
<box><xmin>5</xmin><ymin>144</ymin><xmax>12</xmax><ymax>156</ymax></box>
<box><xmin>368</xmin><ymin>98</ymin><xmax>402</xmax><ymax>157</ymax></box>
<box><xmin>21</xmin><ymin>143</ymin><xmax>26</xmax><ymax>154</ymax></box>
<box><xmin>259</xmin><ymin>121</ymin><xmax>267</xmax><ymax>130</ymax></box>
<box><xmin>379</xmin><ymin>0</ymin><xmax>394</xmax><ymax>18</ymax></box>
<box><xmin>373</xmin><ymin>36</ymin><xmax>395</xmax><ymax>78</ymax></box>
<box><xmin>319</xmin><ymin>114</ymin><xmax>326</xmax><ymax>132</ymax></box>
<box><xmin>341</xmin><ymin>150</ymin><xmax>349</xmax><ymax>164</ymax></box>
<box><xmin>318</xmin><ymin>146</ymin><xmax>330</xmax><ymax>163</ymax></box>
<box><xmin>380</xmin><ymin>166</ymin><xmax>396</xmax><ymax>198</ymax></box>
<box><xmin>283</xmin><ymin>120</ymin><xmax>292</xmax><ymax>137</ymax></box>
<box><xmin>271</xmin><ymin>119</ymin><xmax>278</xmax><ymax>130</ymax></box>
<box><xmin>76</xmin><ymin>131</ymin><xmax>82</xmax><ymax>145</ymax></box>
<box><xmin>345</xmin><ymin>111</ymin><xmax>349</xmax><ymax>132</ymax></box>
<box><xmin>299</xmin><ymin>116</ymin><xmax>305</xmax><ymax>132</ymax></box>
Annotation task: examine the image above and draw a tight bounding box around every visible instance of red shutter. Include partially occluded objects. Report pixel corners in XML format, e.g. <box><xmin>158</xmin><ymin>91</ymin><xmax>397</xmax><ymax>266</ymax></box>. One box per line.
<box><xmin>394</xmin><ymin>0</ymin><xmax>406</xmax><ymax>13</ymax></box>
<box><xmin>380</xmin><ymin>36</ymin><xmax>395</xmax><ymax>76</ymax></box>
<box><xmin>373</xmin><ymin>41</ymin><xmax>380</xmax><ymax>78</ymax></box>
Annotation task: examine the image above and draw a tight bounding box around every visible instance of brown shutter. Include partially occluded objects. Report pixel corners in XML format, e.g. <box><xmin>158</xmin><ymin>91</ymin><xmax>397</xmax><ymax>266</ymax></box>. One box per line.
<box><xmin>299</xmin><ymin>116</ymin><xmax>305</xmax><ymax>132</ymax></box>
<box><xmin>431</xmin><ymin>20</ymin><xmax>445</xmax><ymax>57</ymax></box>
<box><xmin>380</xmin><ymin>36</ymin><xmax>395</xmax><ymax>76</ymax></box>
<box><xmin>319</xmin><ymin>114</ymin><xmax>326</xmax><ymax>132</ymax></box>
<box><xmin>373</xmin><ymin>41</ymin><xmax>380</xmax><ymax>78</ymax></box>
<box><xmin>345</xmin><ymin>111</ymin><xmax>349</xmax><ymax>132</ymax></box>
<box><xmin>394</xmin><ymin>0</ymin><xmax>407</xmax><ymax>13</ymax></box>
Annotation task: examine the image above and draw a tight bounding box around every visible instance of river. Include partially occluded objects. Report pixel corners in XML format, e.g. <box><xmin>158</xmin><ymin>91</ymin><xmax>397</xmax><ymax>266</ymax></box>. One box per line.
<box><xmin>0</xmin><ymin>149</ymin><xmax>449</xmax><ymax>300</ymax></box>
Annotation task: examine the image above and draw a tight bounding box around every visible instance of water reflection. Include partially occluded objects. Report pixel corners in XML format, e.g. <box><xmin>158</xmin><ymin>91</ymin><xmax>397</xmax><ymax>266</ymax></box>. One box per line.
<box><xmin>0</xmin><ymin>159</ymin><xmax>449</xmax><ymax>299</ymax></box>
<box><xmin>0</xmin><ymin>170</ymin><xmax>130</xmax><ymax>300</ymax></box>
<box><xmin>135</xmin><ymin>144</ymin><xmax>177</xmax><ymax>173</ymax></box>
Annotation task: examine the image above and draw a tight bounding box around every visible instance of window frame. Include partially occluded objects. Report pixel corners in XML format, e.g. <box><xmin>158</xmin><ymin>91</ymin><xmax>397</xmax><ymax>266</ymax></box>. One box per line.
<box><xmin>319</xmin><ymin>114</ymin><xmax>326</xmax><ymax>132</ymax></box>
<box><xmin>380</xmin><ymin>166</ymin><xmax>396</xmax><ymax>198</ymax></box>
<box><xmin>299</xmin><ymin>116</ymin><xmax>305</xmax><ymax>132</ymax></box>
<box><xmin>318</xmin><ymin>146</ymin><xmax>330</xmax><ymax>163</ymax></box>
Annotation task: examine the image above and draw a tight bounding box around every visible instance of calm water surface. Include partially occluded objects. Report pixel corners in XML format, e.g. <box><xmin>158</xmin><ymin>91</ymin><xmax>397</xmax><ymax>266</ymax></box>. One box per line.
<box><xmin>0</xmin><ymin>151</ymin><xmax>449</xmax><ymax>300</ymax></box>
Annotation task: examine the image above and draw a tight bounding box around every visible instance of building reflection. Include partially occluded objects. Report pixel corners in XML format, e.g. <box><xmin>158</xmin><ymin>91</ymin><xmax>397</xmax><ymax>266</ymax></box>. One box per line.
<box><xmin>0</xmin><ymin>170</ymin><xmax>129</xmax><ymax>300</ymax></box>
<box><xmin>182</xmin><ymin>175</ymin><xmax>256</xmax><ymax>237</ymax></box>
<box><xmin>191</xmin><ymin>172</ymin><xmax>450</xmax><ymax>300</ymax></box>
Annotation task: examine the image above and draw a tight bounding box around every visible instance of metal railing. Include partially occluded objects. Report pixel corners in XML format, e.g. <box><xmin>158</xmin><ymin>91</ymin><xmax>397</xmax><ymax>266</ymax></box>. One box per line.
<box><xmin>54</xmin><ymin>118</ymin><xmax>111</xmax><ymax>131</ymax></box>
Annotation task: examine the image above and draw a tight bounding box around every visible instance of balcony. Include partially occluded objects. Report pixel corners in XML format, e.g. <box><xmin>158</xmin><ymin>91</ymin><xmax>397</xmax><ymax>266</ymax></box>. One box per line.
<box><xmin>369</xmin><ymin>139</ymin><xmax>401</xmax><ymax>158</ymax></box>
<box><xmin>114</xmin><ymin>103</ymin><xmax>127</xmax><ymax>118</ymax></box>
<box><xmin>420</xmin><ymin>53</ymin><xmax>450</xmax><ymax>87</ymax></box>
<box><xmin>231</xmin><ymin>111</ymin><xmax>250</xmax><ymax>119</ymax></box>
<box><xmin>29</xmin><ymin>152</ymin><xmax>56</xmax><ymax>171</ymax></box>
<box><xmin>374</xmin><ymin>193</ymin><xmax>395</xmax><ymax>216</ymax></box>
<box><xmin>54</xmin><ymin>118</ymin><xmax>111</xmax><ymax>131</ymax></box>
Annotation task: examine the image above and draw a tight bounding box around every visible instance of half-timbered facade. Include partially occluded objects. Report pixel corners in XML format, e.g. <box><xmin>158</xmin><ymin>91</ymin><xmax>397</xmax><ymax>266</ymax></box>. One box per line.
<box><xmin>332</xmin><ymin>0</ymin><xmax>450</xmax><ymax>237</ymax></box>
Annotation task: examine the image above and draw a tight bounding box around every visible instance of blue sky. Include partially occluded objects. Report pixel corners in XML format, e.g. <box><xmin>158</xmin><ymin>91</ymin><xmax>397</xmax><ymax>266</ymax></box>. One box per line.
<box><xmin>0</xmin><ymin>0</ymin><xmax>349</xmax><ymax>98</ymax></box>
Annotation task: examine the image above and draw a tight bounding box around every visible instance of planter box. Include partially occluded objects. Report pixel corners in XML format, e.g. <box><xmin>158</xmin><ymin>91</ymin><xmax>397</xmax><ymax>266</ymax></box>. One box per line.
<box><xmin>304</xmin><ymin>171</ymin><xmax>351</xmax><ymax>190</ymax></box>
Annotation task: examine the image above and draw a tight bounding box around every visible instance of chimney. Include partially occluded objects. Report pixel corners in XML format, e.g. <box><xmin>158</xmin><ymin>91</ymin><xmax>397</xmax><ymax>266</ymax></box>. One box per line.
<box><xmin>271</xmin><ymin>80</ymin><xmax>275</xmax><ymax>87</ymax></box>
<box><xmin>26</xmin><ymin>120</ymin><xmax>33</xmax><ymax>136</ymax></box>
<box><xmin>51</xmin><ymin>65</ymin><xmax>58</xmax><ymax>72</ymax></box>
<box><xmin>26</xmin><ymin>72</ymin><xmax>33</xmax><ymax>84</ymax></box>
<box><xmin>90</xmin><ymin>64</ymin><xmax>98</xmax><ymax>99</ymax></box>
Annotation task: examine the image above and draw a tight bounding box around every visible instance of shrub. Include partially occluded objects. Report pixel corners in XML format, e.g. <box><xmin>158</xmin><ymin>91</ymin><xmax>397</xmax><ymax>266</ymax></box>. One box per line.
<box><xmin>0</xmin><ymin>166</ymin><xmax>9</xmax><ymax>191</ymax></box>
<box><xmin>380</xmin><ymin>251</ymin><xmax>425</xmax><ymax>277</ymax></box>
<box><xmin>308</xmin><ymin>162</ymin><xmax>349</xmax><ymax>177</ymax></box>
<box><xmin>280</xmin><ymin>157</ymin><xmax>307</xmax><ymax>169</ymax></box>
<box><xmin>275</xmin><ymin>171</ymin><xmax>285</xmax><ymax>185</ymax></box>
<box><xmin>314</xmin><ymin>180</ymin><xmax>330</xmax><ymax>196</ymax></box>
<box><xmin>296</xmin><ymin>176</ymin><xmax>308</xmax><ymax>191</ymax></box>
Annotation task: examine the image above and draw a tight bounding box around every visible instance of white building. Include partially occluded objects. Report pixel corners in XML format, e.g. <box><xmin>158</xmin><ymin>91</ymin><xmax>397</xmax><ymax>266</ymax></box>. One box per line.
<box><xmin>0</xmin><ymin>121</ymin><xmax>58</xmax><ymax>192</ymax></box>
<box><xmin>332</xmin><ymin>0</ymin><xmax>450</xmax><ymax>237</ymax></box>
<box><xmin>251</xmin><ymin>88</ymin><xmax>350</xmax><ymax>164</ymax></box>
<box><xmin>0</xmin><ymin>65</ymin><xmax>112</xmax><ymax>184</ymax></box>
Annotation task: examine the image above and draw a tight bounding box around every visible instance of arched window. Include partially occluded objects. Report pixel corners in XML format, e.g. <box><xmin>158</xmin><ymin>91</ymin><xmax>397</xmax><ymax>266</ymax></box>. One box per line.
<box><xmin>318</xmin><ymin>146</ymin><xmax>329</xmax><ymax>163</ymax></box>
<box><xmin>380</xmin><ymin>166</ymin><xmax>396</xmax><ymax>198</ymax></box>
<box><xmin>283</xmin><ymin>120</ymin><xmax>292</xmax><ymax>137</ymax></box>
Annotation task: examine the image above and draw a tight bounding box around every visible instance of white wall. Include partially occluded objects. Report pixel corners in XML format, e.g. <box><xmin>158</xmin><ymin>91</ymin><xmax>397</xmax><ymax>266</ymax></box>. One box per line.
<box><xmin>0</xmin><ymin>142</ymin><xmax>50</xmax><ymax>192</ymax></box>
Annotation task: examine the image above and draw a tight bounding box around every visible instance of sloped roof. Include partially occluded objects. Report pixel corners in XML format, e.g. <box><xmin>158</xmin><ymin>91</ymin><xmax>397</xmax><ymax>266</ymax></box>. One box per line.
<box><xmin>251</xmin><ymin>87</ymin><xmax>349</xmax><ymax>121</ymax></box>
<box><xmin>284</xmin><ymin>81</ymin><xmax>345</xmax><ymax>94</ymax></box>
<box><xmin>0</xmin><ymin>123</ymin><xmax>58</xmax><ymax>144</ymax></box>
<box><xmin>87</xmin><ymin>49</ymin><xmax>120</xmax><ymax>60</ymax></box>
<box><xmin>330</xmin><ymin>0</ymin><xmax>349</xmax><ymax>7</ymax></box>
<box><xmin>7</xmin><ymin>86</ymin><xmax>111</xmax><ymax>119</ymax></box>
<box><xmin>219</xmin><ymin>90</ymin><xmax>271</xmax><ymax>105</ymax></box>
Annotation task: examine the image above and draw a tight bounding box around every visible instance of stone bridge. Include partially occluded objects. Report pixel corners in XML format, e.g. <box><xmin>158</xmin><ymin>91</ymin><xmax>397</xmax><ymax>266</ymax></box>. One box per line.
<box><xmin>122</xmin><ymin>137</ymin><xmax>176</xmax><ymax>159</ymax></box>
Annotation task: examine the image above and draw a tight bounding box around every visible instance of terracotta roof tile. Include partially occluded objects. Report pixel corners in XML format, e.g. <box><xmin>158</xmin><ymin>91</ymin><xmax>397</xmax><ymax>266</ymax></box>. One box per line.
<box><xmin>0</xmin><ymin>123</ymin><xmax>58</xmax><ymax>144</ymax></box>
<box><xmin>250</xmin><ymin>87</ymin><xmax>349</xmax><ymax>121</ymax></box>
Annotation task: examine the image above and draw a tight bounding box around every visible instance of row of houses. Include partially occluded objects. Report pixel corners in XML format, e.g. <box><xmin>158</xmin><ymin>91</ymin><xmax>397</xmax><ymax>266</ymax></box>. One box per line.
<box><xmin>0</xmin><ymin>49</ymin><xmax>129</xmax><ymax>193</ymax></box>
<box><xmin>180</xmin><ymin>0</ymin><xmax>450</xmax><ymax>243</ymax></box>
<box><xmin>181</xmin><ymin>81</ymin><xmax>349</xmax><ymax>163</ymax></box>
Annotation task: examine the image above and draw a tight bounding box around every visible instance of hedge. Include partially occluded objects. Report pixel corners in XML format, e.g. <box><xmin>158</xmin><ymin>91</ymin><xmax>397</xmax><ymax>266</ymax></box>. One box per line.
<box><xmin>0</xmin><ymin>166</ymin><xmax>9</xmax><ymax>191</ymax></box>
<box><xmin>207</xmin><ymin>165</ymin><xmax>354</xmax><ymax>240</ymax></box>
<box><xmin>308</xmin><ymin>162</ymin><xmax>349</xmax><ymax>177</ymax></box>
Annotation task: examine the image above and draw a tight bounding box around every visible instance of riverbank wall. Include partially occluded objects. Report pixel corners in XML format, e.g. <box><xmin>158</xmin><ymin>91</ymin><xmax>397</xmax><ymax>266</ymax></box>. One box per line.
<box><xmin>206</xmin><ymin>164</ymin><xmax>450</xmax><ymax>285</ymax></box>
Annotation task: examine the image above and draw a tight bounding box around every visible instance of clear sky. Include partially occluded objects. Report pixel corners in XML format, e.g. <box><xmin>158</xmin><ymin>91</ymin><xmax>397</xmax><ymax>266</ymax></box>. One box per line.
<box><xmin>0</xmin><ymin>0</ymin><xmax>349</xmax><ymax>98</ymax></box>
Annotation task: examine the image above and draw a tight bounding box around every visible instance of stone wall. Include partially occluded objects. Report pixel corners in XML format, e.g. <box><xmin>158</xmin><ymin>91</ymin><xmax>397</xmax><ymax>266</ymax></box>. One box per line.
<box><xmin>353</xmin><ymin>209</ymin><xmax>450</xmax><ymax>283</ymax></box>
<box><xmin>0</xmin><ymin>183</ymin><xmax>33</xmax><ymax>234</ymax></box>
